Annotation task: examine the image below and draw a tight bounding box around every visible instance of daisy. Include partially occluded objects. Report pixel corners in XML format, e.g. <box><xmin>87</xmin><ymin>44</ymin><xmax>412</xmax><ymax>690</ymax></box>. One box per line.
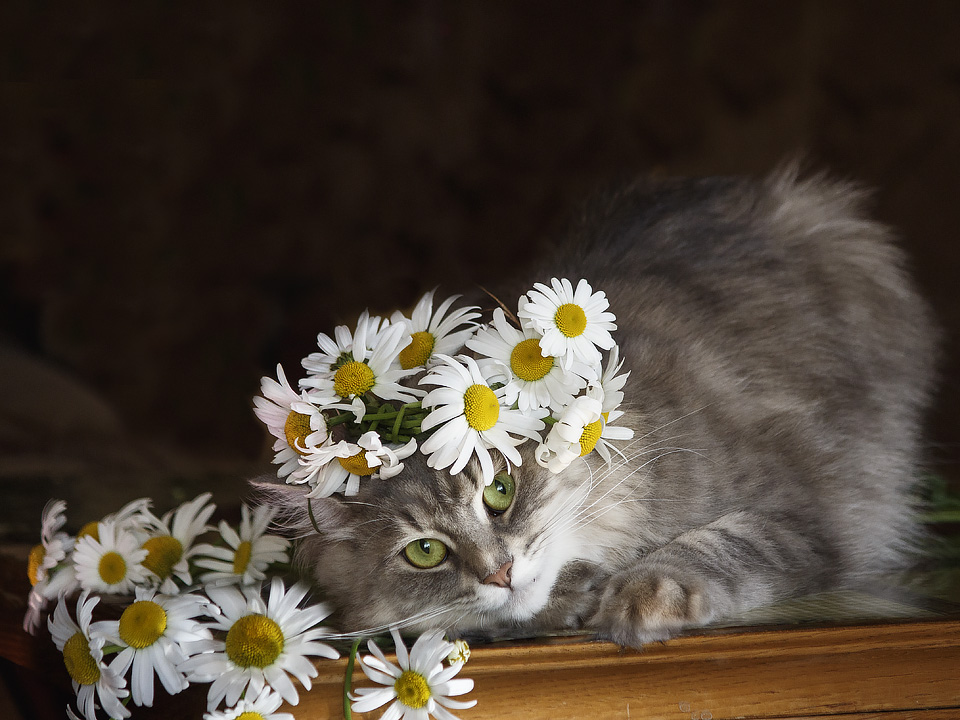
<box><xmin>300</xmin><ymin>310</ymin><xmax>389</xmax><ymax>379</ymax></box>
<box><xmin>518</xmin><ymin>277</ymin><xmax>616</xmax><ymax>370</ymax></box>
<box><xmin>420</xmin><ymin>355</ymin><xmax>546</xmax><ymax>483</ymax></box>
<box><xmin>391</xmin><ymin>289</ymin><xmax>480</xmax><ymax>370</ymax></box>
<box><xmin>27</xmin><ymin>499</ymin><xmax>73</xmax><ymax>588</ymax></box>
<box><xmin>24</xmin><ymin>499</ymin><xmax>75</xmax><ymax>634</ymax></box>
<box><xmin>351</xmin><ymin>627</ymin><xmax>476</xmax><ymax>720</ymax></box>
<box><xmin>179</xmin><ymin>577</ymin><xmax>339</xmax><ymax>710</ymax></box>
<box><xmin>48</xmin><ymin>592</ymin><xmax>131</xmax><ymax>720</ymax></box>
<box><xmin>253</xmin><ymin>364</ymin><xmax>337</xmax><ymax>483</ymax></box>
<box><xmin>193</xmin><ymin>504</ymin><xmax>291</xmax><ymax>586</ymax></box>
<box><xmin>203</xmin><ymin>687</ymin><xmax>294</xmax><ymax>720</ymax></box>
<box><xmin>301</xmin><ymin>318</ymin><xmax>423</xmax><ymax>404</ymax></box>
<box><xmin>140</xmin><ymin>492</ymin><xmax>217</xmax><ymax>593</ymax></box>
<box><xmin>535</xmin><ymin>386</ymin><xmax>605</xmax><ymax>474</ymax></box>
<box><xmin>447</xmin><ymin>639</ymin><xmax>471</xmax><ymax>665</ymax></box>
<box><xmin>92</xmin><ymin>586</ymin><xmax>210</xmax><ymax>708</ymax></box>
<box><xmin>591</xmin><ymin>345</ymin><xmax>635</xmax><ymax>464</ymax></box>
<box><xmin>75</xmin><ymin>497</ymin><xmax>154</xmax><ymax>543</ymax></box>
<box><xmin>305</xmin><ymin>432</ymin><xmax>418</xmax><ymax>498</ymax></box>
<box><xmin>467</xmin><ymin>307</ymin><xmax>588</xmax><ymax>413</ymax></box>
<box><xmin>73</xmin><ymin>519</ymin><xmax>150</xmax><ymax>595</ymax></box>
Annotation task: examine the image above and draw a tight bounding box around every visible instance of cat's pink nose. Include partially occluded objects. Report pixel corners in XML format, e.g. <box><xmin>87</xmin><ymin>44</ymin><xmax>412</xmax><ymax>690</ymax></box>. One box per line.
<box><xmin>482</xmin><ymin>560</ymin><xmax>513</xmax><ymax>589</ymax></box>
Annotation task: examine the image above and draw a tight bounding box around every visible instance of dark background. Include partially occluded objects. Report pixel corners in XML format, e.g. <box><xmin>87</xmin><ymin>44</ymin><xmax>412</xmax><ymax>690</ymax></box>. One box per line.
<box><xmin>3</xmin><ymin>1</ymin><xmax>960</xmax><ymax>539</ymax></box>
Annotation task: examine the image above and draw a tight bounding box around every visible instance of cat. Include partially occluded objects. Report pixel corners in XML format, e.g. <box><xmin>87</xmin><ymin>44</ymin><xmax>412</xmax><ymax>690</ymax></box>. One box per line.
<box><xmin>257</xmin><ymin>165</ymin><xmax>938</xmax><ymax>648</ymax></box>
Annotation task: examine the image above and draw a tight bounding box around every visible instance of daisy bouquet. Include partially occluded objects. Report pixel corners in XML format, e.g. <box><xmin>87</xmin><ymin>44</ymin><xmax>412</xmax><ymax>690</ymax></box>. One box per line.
<box><xmin>23</xmin><ymin>495</ymin><xmax>476</xmax><ymax>720</ymax></box>
<box><xmin>22</xmin><ymin>495</ymin><xmax>343</xmax><ymax>719</ymax></box>
<box><xmin>255</xmin><ymin>278</ymin><xmax>634</xmax><ymax>500</ymax></box>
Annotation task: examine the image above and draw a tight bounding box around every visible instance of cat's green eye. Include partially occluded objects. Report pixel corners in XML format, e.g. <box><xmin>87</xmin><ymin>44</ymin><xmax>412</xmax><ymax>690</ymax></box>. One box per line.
<box><xmin>483</xmin><ymin>472</ymin><xmax>516</xmax><ymax>514</ymax></box>
<box><xmin>403</xmin><ymin>538</ymin><xmax>448</xmax><ymax>569</ymax></box>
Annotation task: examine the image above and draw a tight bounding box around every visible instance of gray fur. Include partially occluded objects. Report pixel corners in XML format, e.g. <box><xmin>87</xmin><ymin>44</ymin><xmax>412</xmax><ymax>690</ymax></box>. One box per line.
<box><xmin>257</xmin><ymin>166</ymin><xmax>938</xmax><ymax>647</ymax></box>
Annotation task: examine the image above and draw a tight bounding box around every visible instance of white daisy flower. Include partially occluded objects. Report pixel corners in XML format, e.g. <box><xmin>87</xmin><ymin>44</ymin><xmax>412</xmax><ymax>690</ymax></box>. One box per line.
<box><xmin>305</xmin><ymin>431</ymin><xmax>418</xmax><ymax>498</ymax></box>
<box><xmin>351</xmin><ymin>627</ymin><xmax>476</xmax><ymax>720</ymax></box>
<box><xmin>301</xmin><ymin>319</ymin><xmax>423</xmax><ymax>404</ymax></box>
<box><xmin>592</xmin><ymin>345</ymin><xmax>635</xmax><ymax>464</ymax></box>
<box><xmin>75</xmin><ymin>497</ymin><xmax>154</xmax><ymax>544</ymax></box>
<box><xmin>91</xmin><ymin>586</ymin><xmax>211</xmax><ymax>708</ymax></box>
<box><xmin>73</xmin><ymin>519</ymin><xmax>150</xmax><ymax>595</ymax></box>
<box><xmin>447</xmin><ymin>639</ymin><xmax>471</xmax><ymax>666</ymax></box>
<box><xmin>535</xmin><ymin>386</ymin><xmax>605</xmax><ymax>474</ymax></box>
<box><xmin>391</xmin><ymin>289</ymin><xmax>480</xmax><ymax>370</ymax></box>
<box><xmin>203</xmin><ymin>687</ymin><xmax>294</xmax><ymax>720</ymax></box>
<box><xmin>300</xmin><ymin>310</ymin><xmax>390</xmax><ymax>379</ymax></box>
<box><xmin>48</xmin><ymin>592</ymin><xmax>131</xmax><ymax>720</ymax></box>
<box><xmin>518</xmin><ymin>277</ymin><xmax>616</xmax><ymax>370</ymax></box>
<box><xmin>193</xmin><ymin>504</ymin><xmax>291</xmax><ymax>586</ymax></box>
<box><xmin>139</xmin><ymin>492</ymin><xmax>217</xmax><ymax>593</ymax></box>
<box><xmin>467</xmin><ymin>307</ymin><xmax>589</xmax><ymax>413</ymax></box>
<box><xmin>24</xmin><ymin>499</ymin><xmax>75</xmax><ymax>634</ymax></box>
<box><xmin>420</xmin><ymin>355</ymin><xmax>546</xmax><ymax>483</ymax></box>
<box><xmin>179</xmin><ymin>577</ymin><xmax>339</xmax><ymax>710</ymax></box>
<box><xmin>253</xmin><ymin>364</ymin><xmax>337</xmax><ymax>483</ymax></box>
<box><xmin>27</xmin><ymin>499</ymin><xmax>73</xmax><ymax>588</ymax></box>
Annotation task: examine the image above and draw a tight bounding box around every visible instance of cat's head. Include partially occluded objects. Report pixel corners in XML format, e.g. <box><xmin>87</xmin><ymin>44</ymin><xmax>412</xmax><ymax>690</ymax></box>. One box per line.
<box><xmin>256</xmin><ymin>443</ymin><xmax>597</xmax><ymax>635</ymax></box>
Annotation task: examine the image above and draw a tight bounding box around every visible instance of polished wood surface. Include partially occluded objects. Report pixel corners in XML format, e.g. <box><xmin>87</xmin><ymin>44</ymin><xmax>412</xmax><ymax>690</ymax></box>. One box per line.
<box><xmin>295</xmin><ymin>619</ymin><xmax>960</xmax><ymax>720</ymax></box>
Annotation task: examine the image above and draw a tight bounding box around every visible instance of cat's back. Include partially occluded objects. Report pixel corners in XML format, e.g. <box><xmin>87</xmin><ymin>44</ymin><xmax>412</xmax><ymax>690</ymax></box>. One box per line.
<box><xmin>540</xmin><ymin>167</ymin><xmax>938</xmax><ymax>577</ymax></box>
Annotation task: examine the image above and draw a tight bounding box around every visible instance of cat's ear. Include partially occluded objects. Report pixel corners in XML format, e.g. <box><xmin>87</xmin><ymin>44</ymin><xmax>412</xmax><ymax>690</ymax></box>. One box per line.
<box><xmin>250</xmin><ymin>477</ymin><xmax>357</xmax><ymax>542</ymax></box>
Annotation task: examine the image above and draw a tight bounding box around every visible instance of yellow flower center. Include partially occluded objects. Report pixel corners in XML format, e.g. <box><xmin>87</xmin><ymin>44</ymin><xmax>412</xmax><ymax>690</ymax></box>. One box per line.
<box><xmin>395</xmin><ymin>669</ymin><xmax>431</xmax><ymax>709</ymax></box>
<box><xmin>141</xmin><ymin>535</ymin><xmax>183</xmax><ymax>580</ymax></box>
<box><xmin>119</xmin><ymin>600</ymin><xmax>168</xmax><ymax>649</ymax></box>
<box><xmin>510</xmin><ymin>338</ymin><xmax>554</xmax><ymax>382</ymax></box>
<box><xmin>236</xmin><ymin>713</ymin><xmax>265</xmax><ymax>720</ymax></box>
<box><xmin>98</xmin><ymin>551</ymin><xmax>127</xmax><ymax>585</ymax></box>
<box><xmin>233</xmin><ymin>540</ymin><xmax>253</xmax><ymax>575</ymax></box>
<box><xmin>225</xmin><ymin>614</ymin><xmax>285</xmax><ymax>668</ymax></box>
<box><xmin>579</xmin><ymin>418</ymin><xmax>603</xmax><ymax>456</ymax></box>
<box><xmin>399</xmin><ymin>331</ymin><xmax>435</xmax><ymax>369</ymax></box>
<box><xmin>284</xmin><ymin>411</ymin><xmax>313</xmax><ymax>455</ymax></box>
<box><xmin>338</xmin><ymin>450</ymin><xmax>377</xmax><ymax>476</ymax></box>
<box><xmin>554</xmin><ymin>303</ymin><xmax>587</xmax><ymax>338</ymax></box>
<box><xmin>63</xmin><ymin>632</ymin><xmax>101</xmax><ymax>685</ymax></box>
<box><xmin>77</xmin><ymin>521</ymin><xmax>100</xmax><ymax>541</ymax></box>
<box><xmin>28</xmin><ymin>544</ymin><xmax>45</xmax><ymax>586</ymax></box>
<box><xmin>463</xmin><ymin>384</ymin><xmax>499</xmax><ymax>431</ymax></box>
<box><xmin>333</xmin><ymin>361</ymin><xmax>376</xmax><ymax>398</ymax></box>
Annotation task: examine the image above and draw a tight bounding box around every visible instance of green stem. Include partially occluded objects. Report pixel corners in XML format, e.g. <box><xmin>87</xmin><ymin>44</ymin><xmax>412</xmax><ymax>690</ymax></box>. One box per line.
<box><xmin>325</xmin><ymin>411</ymin><xmax>357</xmax><ymax>428</ymax></box>
<box><xmin>343</xmin><ymin>637</ymin><xmax>362</xmax><ymax>719</ymax></box>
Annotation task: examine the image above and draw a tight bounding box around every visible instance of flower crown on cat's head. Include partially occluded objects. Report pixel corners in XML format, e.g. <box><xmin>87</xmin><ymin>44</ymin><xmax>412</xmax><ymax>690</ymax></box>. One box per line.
<box><xmin>254</xmin><ymin>278</ymin><xmax>634</xmax><ymax>499</ymax></box>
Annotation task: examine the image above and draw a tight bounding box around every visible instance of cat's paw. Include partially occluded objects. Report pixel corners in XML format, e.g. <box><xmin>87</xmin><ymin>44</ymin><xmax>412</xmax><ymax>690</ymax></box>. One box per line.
<box><xmin>590</xmin><ymin>568</ymin><xmax>714</xmax><ymax>647</ymax></box>
<box><xmin>530</xmin><ymin>562</ymin><xmax>605</xmax><ymax>630</ymax></box>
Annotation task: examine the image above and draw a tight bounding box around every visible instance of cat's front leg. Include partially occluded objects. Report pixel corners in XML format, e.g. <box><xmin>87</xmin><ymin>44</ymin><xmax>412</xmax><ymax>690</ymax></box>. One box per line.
<box><xmin>590</xmin><ymin>510</ymin><xmax>834</xmax><ymax>647</ymax></box>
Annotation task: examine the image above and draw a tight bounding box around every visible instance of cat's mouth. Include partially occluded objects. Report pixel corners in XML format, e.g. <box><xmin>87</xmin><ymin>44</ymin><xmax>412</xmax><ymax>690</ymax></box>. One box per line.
<box><xmin>477</xmin><ymin>566</ymin><xmax>553</xmax><ymax>621</ymax></box>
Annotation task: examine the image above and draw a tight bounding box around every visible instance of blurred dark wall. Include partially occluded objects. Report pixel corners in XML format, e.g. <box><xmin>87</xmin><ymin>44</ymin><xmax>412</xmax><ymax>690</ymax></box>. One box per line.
<box><xmin>3</xmin><ymin>1</ymin><xmax>960</xmax><ymax>536</ymax></box>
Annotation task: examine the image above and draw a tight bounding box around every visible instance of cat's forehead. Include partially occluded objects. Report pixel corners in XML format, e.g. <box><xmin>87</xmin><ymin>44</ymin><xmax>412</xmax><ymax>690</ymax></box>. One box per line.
<box><xmin>359</xmin><ymin>453</ymin><xmax>485</xmax><ymax>507</ymax></box>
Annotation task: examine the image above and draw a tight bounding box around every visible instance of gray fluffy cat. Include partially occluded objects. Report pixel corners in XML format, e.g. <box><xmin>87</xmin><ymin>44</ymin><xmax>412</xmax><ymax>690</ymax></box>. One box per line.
<box><xmin>258</xmin><ymin>167</ymin><xmax>938</xmax><ymax>648</ymax></box>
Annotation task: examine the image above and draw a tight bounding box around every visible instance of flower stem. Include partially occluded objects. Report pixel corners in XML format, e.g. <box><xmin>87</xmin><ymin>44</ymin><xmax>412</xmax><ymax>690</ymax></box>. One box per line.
<box><xmin>343</xmin><ymin>637</ymin><xmax>362</xmax><ymax>720</ymax></box>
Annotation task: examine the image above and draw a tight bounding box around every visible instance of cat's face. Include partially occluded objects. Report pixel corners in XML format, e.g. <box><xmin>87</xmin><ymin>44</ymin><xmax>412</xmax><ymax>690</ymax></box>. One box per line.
<box><xmin>277</xmin><ymin>445</ymin><xmax>598</xmax><ymax>634</ymax></box>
